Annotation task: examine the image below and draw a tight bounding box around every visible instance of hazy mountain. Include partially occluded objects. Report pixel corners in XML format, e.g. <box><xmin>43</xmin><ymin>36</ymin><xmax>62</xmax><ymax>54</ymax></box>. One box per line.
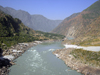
<box><xmin>31</xmin><ymin>15</ymin><xmax>62</xmax><ymax>32</ymax></box>
<box><xmin>0</xmin><ymin>6</ymin><xmax>62</xmax><ymax>32</ymax></box>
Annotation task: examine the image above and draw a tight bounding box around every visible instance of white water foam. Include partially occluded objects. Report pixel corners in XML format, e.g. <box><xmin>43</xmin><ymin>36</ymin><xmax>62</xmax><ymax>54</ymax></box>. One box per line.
<box><xmin>9</xmin><ymin>42</ymin><xmax>83</xmax><ymax>75</ymax></box>
<box><xmin>48</xmin><ymin>49</ymin><xmax>55</xmax><ymax>52</ymax></box>
<box><xmin>43</xmin><ymin>49</ymin><xmax>55</xmax><ymax>54</ymax></box>
<box><xmin>24</xmin><ymin>48</ymin><xmax>53</xmax><ymax>74</ymax></box>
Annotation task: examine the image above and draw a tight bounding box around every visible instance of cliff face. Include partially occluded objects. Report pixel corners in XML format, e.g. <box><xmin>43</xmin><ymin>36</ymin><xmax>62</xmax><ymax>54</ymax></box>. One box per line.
<box><xmin>52</xmin><ymin>1</ymin><xmax>100</xmax><ymax>40</ymax></box>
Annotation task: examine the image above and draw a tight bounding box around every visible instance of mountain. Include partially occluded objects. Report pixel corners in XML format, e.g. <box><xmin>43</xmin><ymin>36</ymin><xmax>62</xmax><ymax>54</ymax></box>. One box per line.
<box><xmin>31</xmin><ymin>15</ymin><xmax>62</xmax><ymax>32</ymax></box>
<box><xmin>0</xmin><ymin>6</ymin><xmax>62</xmax><ymax>32</ymax></box>
<box><xmin>52</xmin><ymin>0</ymin><xmax>100</xmax><ymax>45</ymax></box>
<box><xmin>52</xmin><ymin>13</ymin><xmax>80</xmax><ymax>35</ymax></box>
<box><xmin>0</xmin><ymin>10</ymin><xmax>64</xmax><ymax>49</ymax></box>
<box><xmin>0</xmin><ymin>10</ymin><xmax>37</xmax><ymax>47</ymax></box>
<box><xmin>0</xmin><ymin>10</ymin><xmax>35</xmax><ymax>37</ymax></box>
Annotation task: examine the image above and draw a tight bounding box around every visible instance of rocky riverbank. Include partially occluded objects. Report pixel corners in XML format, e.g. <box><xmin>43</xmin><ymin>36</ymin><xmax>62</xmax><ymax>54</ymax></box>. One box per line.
<box><xmin>0</xmin><ymin>41</ymin><xmax>43</xmax><ymax>75</ymax></box>
<box><xmin>53</xmin><ymin>48</ymin><xmax>100</xmax><ymax>75</ymax></box>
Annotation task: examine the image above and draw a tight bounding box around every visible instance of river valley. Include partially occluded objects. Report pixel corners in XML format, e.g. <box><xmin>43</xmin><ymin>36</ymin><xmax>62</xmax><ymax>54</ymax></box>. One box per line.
<box><xmin>9</xmin><ymin>41</ymin><xmax>83</xmax><ymax>75</ymax></box>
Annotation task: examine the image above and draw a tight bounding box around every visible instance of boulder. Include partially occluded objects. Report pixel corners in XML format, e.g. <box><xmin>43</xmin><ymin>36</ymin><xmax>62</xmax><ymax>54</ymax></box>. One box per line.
<box><xmin>3</xmin><ymin>55</ymin><xmax>14</xmax><ymax>60</ymax></box>
<box><xmin>0</xmin><ymin>48</ymin><xmax>3</xmax><ymax>56</ymax></box>
<box><xmin>0</xmin><ymin>58</ymin><xmax>11</xmax><ymax>68</ymax></box>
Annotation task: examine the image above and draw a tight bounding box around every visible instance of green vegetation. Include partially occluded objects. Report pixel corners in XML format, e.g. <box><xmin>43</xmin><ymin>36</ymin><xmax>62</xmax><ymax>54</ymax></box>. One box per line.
<box><xmin>0</xmin><ymin>10</ymin><xmax>35</xmax><ymax>37</ymax></box>
<box><xmin>0</xmin><ymin>32</ymin><xmax>64</xmax><ymax>50</ymax></box>
<box><xmin>83</xmin><ymin>0</ymin><xmax>100</xmax><ymax>20</ymax></box>
<box><xmin>85</xmin><ymin>0</ymin><xmax>100</xmax><ymax>12</ymax></box>
<box><xmin>0</xmin><ymin>35</ymin><xmax>39</xmax><ymax>48</ymax></box>
<box><xmin>0</xmin><ymin>11</ymin><xmax>65</xmax><ymax>50</ymax></box>
<box><xmin>35</xmin><ymin>31</ymin><xmax>65</xmax><ymax>39</ymax></box>
<box><xmin>0</xmin><ymin>10</ymin><xmax>35</xmax><ymax>49</ymax></box>
<box><xmin>79</xmin><ymin>39</ymin><xmax>100</xmax><ymax>46</ymax></box>
<box><xmin>71</xmin><ymin>49</ymin><xmax>100</xmax><ymax>67</ymax></box>
<box><xmin>82</xmin><ymin>12</ymin><xmax>98</xmax><ymax>19</ymax></box>
<box><xmin>73</xmin><ymin>36</ymin><xmax>100</xmax><ymax>46</ymax></box>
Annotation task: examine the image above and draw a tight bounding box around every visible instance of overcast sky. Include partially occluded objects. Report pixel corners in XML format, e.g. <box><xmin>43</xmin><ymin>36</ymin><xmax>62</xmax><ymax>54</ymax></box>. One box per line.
<box><xmin>0</xmin><ymin>0</ymin><xmax>98</xmax><ymax>20</ymax></box>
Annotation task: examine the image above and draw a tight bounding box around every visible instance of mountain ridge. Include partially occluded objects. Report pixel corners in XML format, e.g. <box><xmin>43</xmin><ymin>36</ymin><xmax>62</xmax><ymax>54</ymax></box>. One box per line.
<box><xmin>0</xmin><ymin>10</ymin><xmax>65</xmax><ymax>49</ymax></box>
<box><xmin>51</xmin><ymin>12</ymin><xmax>80</xmax><ymax>35</ymax></box>
<box><xmin>0</xmin><ymin>5</ymin><xmax>62</xmax><ymax>32</ymax></box>
<box><xmin>52</xmin><ymin>0</ymin><xmax>100</xmax><ymax>45</ymax></box>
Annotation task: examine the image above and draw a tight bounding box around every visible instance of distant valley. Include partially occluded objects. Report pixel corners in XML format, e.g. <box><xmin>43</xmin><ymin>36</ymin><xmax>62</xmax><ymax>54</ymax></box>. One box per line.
<box><xmin>1</xmin><ymin>1</ymin><xmax>100</xmax><ymax>75</ymax></box>
<box><xmin>0</xmin><ymin>10</ymin><xmax>64</xmax><ymax>49</ymax></box>
<box><xmin>0</xmin><ymin>6</ymin><xmax>62</xmax><ymax>32</ymax></box>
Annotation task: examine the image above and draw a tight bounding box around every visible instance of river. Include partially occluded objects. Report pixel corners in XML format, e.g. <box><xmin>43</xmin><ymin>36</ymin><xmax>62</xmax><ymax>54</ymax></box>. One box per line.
<box><xmin>9</xmin><ymin>41</ymin><xmax>83</xmax><ymax>75</ymax></box>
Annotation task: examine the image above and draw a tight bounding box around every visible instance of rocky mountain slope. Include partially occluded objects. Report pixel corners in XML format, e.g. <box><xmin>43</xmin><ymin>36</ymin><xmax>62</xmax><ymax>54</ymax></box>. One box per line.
<box><xmin>52</xmin><ymin>13</ymin><xmax>80</xmax><ymax>35</ymax></box>
<box><xmin>0</xmin><ymin>6</ymin><xmax>62</xmax><ymax>32</ymax></box>
<box><xmin>52</xmin><ymin>0</ymin><xmax>100</xmax><ymax>45</ymax></box>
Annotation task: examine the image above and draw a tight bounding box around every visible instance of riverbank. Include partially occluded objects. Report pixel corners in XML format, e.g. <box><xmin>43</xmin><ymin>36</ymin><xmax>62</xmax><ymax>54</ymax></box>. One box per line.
<box><xmin>10</xmin><ymin>41</ymin><xmax>82</xmax><ymax>75</ymax></box>
<box><xmin>53</xmin><ymin>48</ymin><xmax>100</xmax><ymax>75</ymax></box>
<box><xmin>0</xmin><ymin>40</ymin><xmax>59</xmax><ymax>75</ymax></box>
<box><xmin>0</xmin><ymin>41</ymin><xmax>44</xmax><ymax>75</ymax></box>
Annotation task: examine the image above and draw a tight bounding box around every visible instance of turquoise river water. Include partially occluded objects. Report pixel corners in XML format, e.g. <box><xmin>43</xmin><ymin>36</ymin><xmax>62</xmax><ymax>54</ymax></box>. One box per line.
<box><xmin>9</xmin><ymin>41</ymin><xmax>83</xmax><ymax>75</ymax></box>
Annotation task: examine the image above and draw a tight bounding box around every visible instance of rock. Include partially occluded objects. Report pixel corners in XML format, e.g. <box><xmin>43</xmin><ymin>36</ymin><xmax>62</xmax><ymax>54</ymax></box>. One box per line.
<box><xmin>0</xmin><ymin>42</ymin><xmax>36</xmax><ymax>75</ymax></box>
<box><xmin>10</xmin><ymin>61</ymin><xmax>15</xmax><ymax>65</ymax></box>
<box><xmin>0</xmin><ymin>58</ymin><xmax>11</xmax><ymax>68</ymax></box>
<box><xmin>11</xmin><ymin>46</ymin><xmax>14</xmax><ymax>48</ymax></box>
<box><xmin>3</xmin><ymin>55</ymin><xmax>14</xmax><ymax>60</ymax></box>
<box><xmin>77</xmin><ymin>70</ymin><xmax>81</xmax><ymax>73</ymax></box>
<box><xmin>55</xmin><ymin>54</ymin><xmax>59</xmax><ymax>57</ymax></box>
<box><xmin>34</xmin><ymin>41</ymin><xmax>42</xmax><ymax>44</ymax></box>
<box><xmin>86</xmin><ymin>72</ymin><xmax>90</xmax><ymax>75</ymax></box>
<box><xmin>12</xmin><ymin>49</ymin><xmax>17</xmax><ymax>52</ymax></box>
<box><xmin>0</xmin><ymin>48</ymin><xmax>3</xmax><ymax>56</ymax></box>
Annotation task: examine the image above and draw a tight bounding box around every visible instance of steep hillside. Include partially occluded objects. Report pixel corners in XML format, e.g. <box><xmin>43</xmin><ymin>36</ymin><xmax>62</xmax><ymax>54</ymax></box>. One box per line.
<box><xmin>71</xmin><ymin>16</ymin><xmax>100</xmax><ymax>46</ymax></box>
<box><xmin>0</xmin><ymin>10</ymin><xmax>35</xmax><ymax>37</ymax></box>
<box><xmin>52</xmin><ymin>0</ymin><xmax>100</xmax><ymax>45</ymax></box>
<box><xmin>0</xmin><ymin>6</ymin><xmax>62</xmax><ymax>32</ymax></box>
<box><xmin>0</xmin><ymin>11</ymin><xmax>64</xmax><ymax>49</ymax></box>
<box><xmin>0</xmin><ymin>10</ymin><xmax>36</xmax><ymax>48</ymax></box>
<box><xmin>52</xmin><ymin>13</ymin><xmax>80</xmax><ymax>35</ymax></box>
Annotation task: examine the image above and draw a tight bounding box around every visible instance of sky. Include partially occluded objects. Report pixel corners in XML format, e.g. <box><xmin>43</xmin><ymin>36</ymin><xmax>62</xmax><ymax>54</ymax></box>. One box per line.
<box><xmin>0</xmin><ymin>0</ymin><xmax>98</xmax><ymax>20</ymax></box>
